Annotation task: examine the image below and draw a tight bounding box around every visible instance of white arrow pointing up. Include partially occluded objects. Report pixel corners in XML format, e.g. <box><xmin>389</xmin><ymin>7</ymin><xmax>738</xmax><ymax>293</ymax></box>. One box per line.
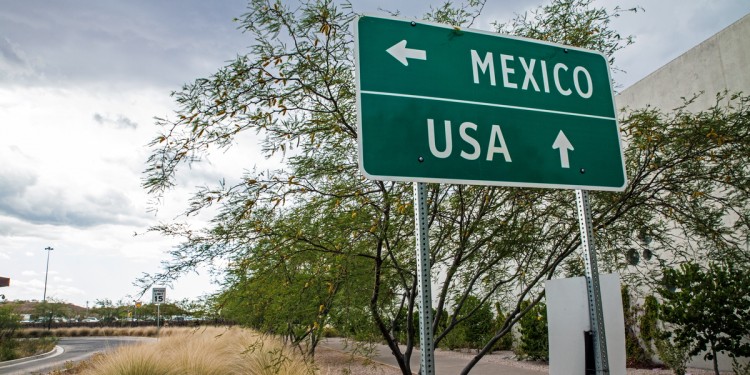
<box><xmin>386</xmin><ymin>40</ymin><xmax>427</xmax><ymax>66</ymax></box>
<box><xmin>552</xmin><ymin>130</ymin><xmax>574</xmax><ymax>169</ymax></box>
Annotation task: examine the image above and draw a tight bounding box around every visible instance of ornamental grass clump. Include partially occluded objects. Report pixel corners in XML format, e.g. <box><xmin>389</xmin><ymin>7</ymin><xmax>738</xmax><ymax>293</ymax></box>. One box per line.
<box><xmin>81</xmin><ymin>327</ymin><xmax>315</xmax><ymax>375</ymax></box>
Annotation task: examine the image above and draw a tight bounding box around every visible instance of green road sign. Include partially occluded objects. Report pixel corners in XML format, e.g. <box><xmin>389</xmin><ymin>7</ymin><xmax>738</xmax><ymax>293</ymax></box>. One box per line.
<box><xmin>354</xmin><ymin>15</ymin><xmax>627</xmax><ymax>191</ymax></box>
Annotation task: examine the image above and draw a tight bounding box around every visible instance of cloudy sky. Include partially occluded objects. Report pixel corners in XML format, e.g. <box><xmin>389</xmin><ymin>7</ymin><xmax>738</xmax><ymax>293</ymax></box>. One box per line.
<box><xmin>1</xmin><ymin>0</ymin><xmax>749</xmax><ymax>308</ymax></box>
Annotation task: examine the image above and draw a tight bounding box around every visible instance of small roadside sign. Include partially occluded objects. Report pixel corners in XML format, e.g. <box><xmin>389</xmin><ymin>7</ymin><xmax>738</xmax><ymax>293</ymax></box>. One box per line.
<box><xmin>152</xmin><ymin>287</ymin><xmax>166</xmax><ymax>305</ymax></box>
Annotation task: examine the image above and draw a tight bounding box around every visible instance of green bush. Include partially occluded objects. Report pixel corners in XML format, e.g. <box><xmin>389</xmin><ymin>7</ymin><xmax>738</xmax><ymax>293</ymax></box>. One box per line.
<box><xmin>492</xmin><ymin>303</ymin><xmax>513</xmax><ymax>351</ymax></box>
<box><xmin>460</xmin><ymin>296</ymin><xmax>494</xmax><ymax>350</ymax></box>
<box><xmin>732</xmin><ymin>357</ymin><xmax>750</xmax><ymax>375</ymax></box>
<box><xmin>0</xmin><ymin>342</ymin><xmax>17</xmax><ymax>361</ymax></box>
<box><xmin>0</xmin><ymin>308</ymin><xmax>57</xmax><ymax>361</ymax></box>
<box><xmin>0</xmin><ymin>305</ymin><xmax>21</xmax><ymax>361</ymax></box>
<box><xmin>639</xmin><ymin>295</ymin><xmax>659</xmax><ymax>356</ymax></box>
<box><xmin>321</xmin><ymin>326</ymin><xmax>339</xmax><ymax>338</ymax></box>
<box><xmin>658</xmin><ymin>262</ymin><xmax>750</xmax><ymax>374</ymax></box>
<box><xmin>440</xmin><ymin>323</ymin><xmax>467</xmax><ymax>350</ymax></box>
<box><xmin>654</xmin><ymin>334</ymin><xmax>691</xmax><ymax>375</ymax></box>
<box><xmin>621</xmin><ymin>286</ymin><xmax>652</xmax><ymax>367</ymax></box>
<box><xmin>437</xmin><ymin>296</ymin><xmax>494</xmax><ymax>351</ymax></box>
<box><xmin>516</xmin><ymin>300</ymin><xmax>548</xmax><ymax>361</ymax></box>
<box><xmin>14</xmin><ymin>337</ymin><xmax>58</xmax><ymax>359</ymax></box>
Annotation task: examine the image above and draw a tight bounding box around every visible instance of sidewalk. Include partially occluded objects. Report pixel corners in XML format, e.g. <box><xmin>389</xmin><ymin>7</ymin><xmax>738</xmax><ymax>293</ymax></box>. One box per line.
<box><xmin>320</xmin><ymin>337</ymin><xmax>546</xmax><ymax>375</ymax></box>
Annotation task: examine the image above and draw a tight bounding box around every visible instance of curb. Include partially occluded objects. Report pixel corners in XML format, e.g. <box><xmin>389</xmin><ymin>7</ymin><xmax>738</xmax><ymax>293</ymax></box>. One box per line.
<box><xmin>0</xmin><ymin>345</ymin><xmax>63</xmax><ymax>368</ymax></box>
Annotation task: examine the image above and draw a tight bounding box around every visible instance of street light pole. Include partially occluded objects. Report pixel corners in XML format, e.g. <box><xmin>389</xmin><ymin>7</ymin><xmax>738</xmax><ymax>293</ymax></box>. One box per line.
<box><xmin>43</xmin><ymin>246</ymin><xmax>54</xmax><ymax>302</ymax></box>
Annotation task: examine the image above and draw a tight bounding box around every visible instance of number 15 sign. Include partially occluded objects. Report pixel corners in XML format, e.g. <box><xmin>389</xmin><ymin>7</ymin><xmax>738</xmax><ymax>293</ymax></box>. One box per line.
<box><xmin>152</xmin><ymin>287</ymin><xmax>166</xmax><ymax>305</ymax></box>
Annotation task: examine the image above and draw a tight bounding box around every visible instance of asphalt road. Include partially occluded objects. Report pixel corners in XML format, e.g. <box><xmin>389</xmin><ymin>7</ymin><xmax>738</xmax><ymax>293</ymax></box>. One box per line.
<box><xmin>0</xmin><ymin>336</ymin><xmax>154</xmax><ymax>375</ymax></box>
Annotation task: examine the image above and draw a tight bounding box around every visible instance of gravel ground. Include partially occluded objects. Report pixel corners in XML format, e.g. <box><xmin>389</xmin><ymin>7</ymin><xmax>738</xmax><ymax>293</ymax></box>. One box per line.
<box><xmin>315</xmin><ymin>345</ymin><xmax>731</xmax><ymax>375</ymax></box>
<box><xmin>443</xmin><ymin>350</ymin><xmax>731</xmax><ymax>374</ymax></box>
<box><xmin>315</xmin><ymin>345</ymin><xmax>402</xmax><ymax>375</ymax></box>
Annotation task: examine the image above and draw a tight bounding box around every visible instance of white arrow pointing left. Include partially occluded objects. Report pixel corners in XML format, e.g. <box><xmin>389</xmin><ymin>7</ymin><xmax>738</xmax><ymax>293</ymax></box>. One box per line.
<box><xmin>386</xmin><ymin>40</ymin><xmax>427</xmax><ymax>66</ymax></box>
<box><xmin>552</xmin><ymin>130</ymin><xmax>574</xmax><ymax>169</ymax></box>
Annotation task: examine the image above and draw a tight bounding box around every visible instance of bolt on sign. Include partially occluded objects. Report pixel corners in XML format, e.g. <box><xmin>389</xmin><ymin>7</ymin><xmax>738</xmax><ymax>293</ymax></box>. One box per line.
<box><xmin>355</xmin><ymin>15</ymin><xmax>627</xmax><ymax>191</ymax></box>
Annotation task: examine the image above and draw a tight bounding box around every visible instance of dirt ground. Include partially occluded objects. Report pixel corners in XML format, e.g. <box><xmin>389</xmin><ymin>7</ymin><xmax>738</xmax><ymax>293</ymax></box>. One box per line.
<box><xmin>315</xmin><ymin>345</ymin><xmax>403</xmax><ymax>375</ymax></box>
<box><xmin>315</xmin><ymin>345</ymin><xmax>732</xmax><ymax>375</ymax></box>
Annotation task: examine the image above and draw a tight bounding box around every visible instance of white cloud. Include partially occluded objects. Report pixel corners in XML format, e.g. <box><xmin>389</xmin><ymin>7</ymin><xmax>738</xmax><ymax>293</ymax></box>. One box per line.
<box><xmin>0</xmin><ymin>37</ymin><xmax>26</xmax><ymax>66</ymax></box>
<box><xmin>21</xmin><ymin>270</ymin><xmax>37</xmax><ymax>276</ymax></box>
<box><xmin>93</xmin><ymin>113</ymin><xmax>138</xmax><ymax>130</ymax></box>
<box><xmin>47</xmin><ymin>285</ymin><xmax>87</xmax><ymax>298</ymax></box>
<box><xmin>0</xmin><ymin>84</ymin><xmax>233</xmax><ymax>305</ymax></box>
<box><xmin>0</xmin><ymin>88</ymin><xmax>162</xmax><ymax>228</ymax></box>
<box><xmin>0</xmin><ymin>1</ymin><xmax>250</xmax><ymax>90</ymax></box>
<box><xmin>0</xmin><ymin>36</ymin><xmax>36</xmax><ymax>81</ymax></box>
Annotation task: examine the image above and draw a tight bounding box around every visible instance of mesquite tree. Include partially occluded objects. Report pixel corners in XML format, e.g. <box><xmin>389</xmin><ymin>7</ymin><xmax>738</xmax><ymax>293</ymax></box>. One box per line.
<box><xmin>141</xmin><ymin>0</ymin><xmax>750</xmax><ymax>373</ymax></box>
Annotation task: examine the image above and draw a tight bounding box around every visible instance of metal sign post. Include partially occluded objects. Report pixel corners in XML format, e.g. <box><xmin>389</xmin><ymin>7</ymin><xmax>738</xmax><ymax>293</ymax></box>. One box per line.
<box><xmin>413</xmin><ymin>182</ymin><xmax>435</xmax><ymax>375</ymax></box>
<box><xmin>152</xmin><ymin>287</ymin><xmax>166</xmax><ymax>333</ymax></box>
<box><xmin>576</xmin><ymin>190</ymin><xmax>609</xmax><ymax>374</ymax></box>
<box><xmin>355</xmin><ymin>14</ymin><xmax>625</xmax><ymax>375</ymax></box>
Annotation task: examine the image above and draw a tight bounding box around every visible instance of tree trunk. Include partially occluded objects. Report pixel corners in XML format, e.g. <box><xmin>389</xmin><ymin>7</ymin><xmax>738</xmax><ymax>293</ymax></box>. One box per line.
<box><xmin>369</xmin><ymin>241</ymin><xmax>412</xmax><ymax>375</ymax></box>
<box><xmin>712</xmin><ymin>347</ymin><xmax>720</xmax><ymax>375</ymax></box>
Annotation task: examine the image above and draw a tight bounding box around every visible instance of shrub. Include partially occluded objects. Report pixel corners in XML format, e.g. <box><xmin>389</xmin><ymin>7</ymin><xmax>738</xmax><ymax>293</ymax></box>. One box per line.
<box><xmin>658</xmin><ymin>262</ymin><xmax>750</xmax><ymax>374</ymax></box>
<box><xmin>14</xmin><ymin>336</ymin><xmax>58</xmax><ymax>358</ymax></box>
<box><xmin>0</xmin><ymin>305</ymin><xmax>20</xmax><ymax>360</ymax></box>
<box><xmin>460</xmin><ymin>296</ymin><xmax>494</xmax><ymax>350</ymax></box>
<box><xmin>654</xmin><ymin>334</ymin><xmax>691</xmax><ymax>375</ymax></box>
<box><xmin>732</xmin><ymin>357</ymin><xmax>750</xmax><ymax>375</ymax></box>
<box><xmin>492</xmin><ymin>303</ymin><xmax>513</xmax><ymax>352</ymax></box>
<box><xmin>516</xmin><ymin>300</ymin><xmax>548</xmax><ymax>361</ymax></box>
<box><xmin>621</xmin><ymin>286</ymin><xmax>652</xmax><ymax>367</ymax></box>
<box><xmin>437</xmin><ymin>295</ymin><xmax>494</xmax><ymax>351</ymax></box>
<box><xmin>321</xmin><ymin>325</ymin><xmax>339</xmax><ymax>338</ymax></box>
<box><xmin>639</xmin><ymin>295</ymin><xmax>658</xmax><ymax>356</ymax></box>
<box><xmin>0</xmin><ymin>342</ymin><xmax>15</xmax><ymax>361</ymax></box>
<box><xmin>440</xmin><ymin>323</ymin><xmax>467</xmax><ymax>350</ymax></box>
<box><xmin>80</xmin><ymin>327</ymin><xmax>315</xmax><ymax>375</ymax></box>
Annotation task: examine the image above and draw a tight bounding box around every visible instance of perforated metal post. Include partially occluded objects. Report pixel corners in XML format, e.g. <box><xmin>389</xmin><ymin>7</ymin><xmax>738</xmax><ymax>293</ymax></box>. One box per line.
<box><xmin>157</xmin><ymin>303</ymin><xmax>161</xmax><ymax>333</ymax></box>
<box><xmin>413</xmin><ymin>182</ymin><xmax>435</xmax><ymax>375</ymax></box>
<box><xmin>576</xmin><ymin>190</ymin><xmax>609</xmax><ymax>374</ymax></box>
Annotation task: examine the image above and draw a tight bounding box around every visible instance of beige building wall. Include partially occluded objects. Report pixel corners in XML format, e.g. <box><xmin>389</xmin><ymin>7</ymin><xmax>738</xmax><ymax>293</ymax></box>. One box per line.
<box><xmin>616</xmin><ymin>13</ymin><xmax>750</xmax><ymax>112</ymax></box>
<box><xmin>614</xmin><ymin>13</ymin><xmax>750</xmax><ymax>372</ymax></box>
